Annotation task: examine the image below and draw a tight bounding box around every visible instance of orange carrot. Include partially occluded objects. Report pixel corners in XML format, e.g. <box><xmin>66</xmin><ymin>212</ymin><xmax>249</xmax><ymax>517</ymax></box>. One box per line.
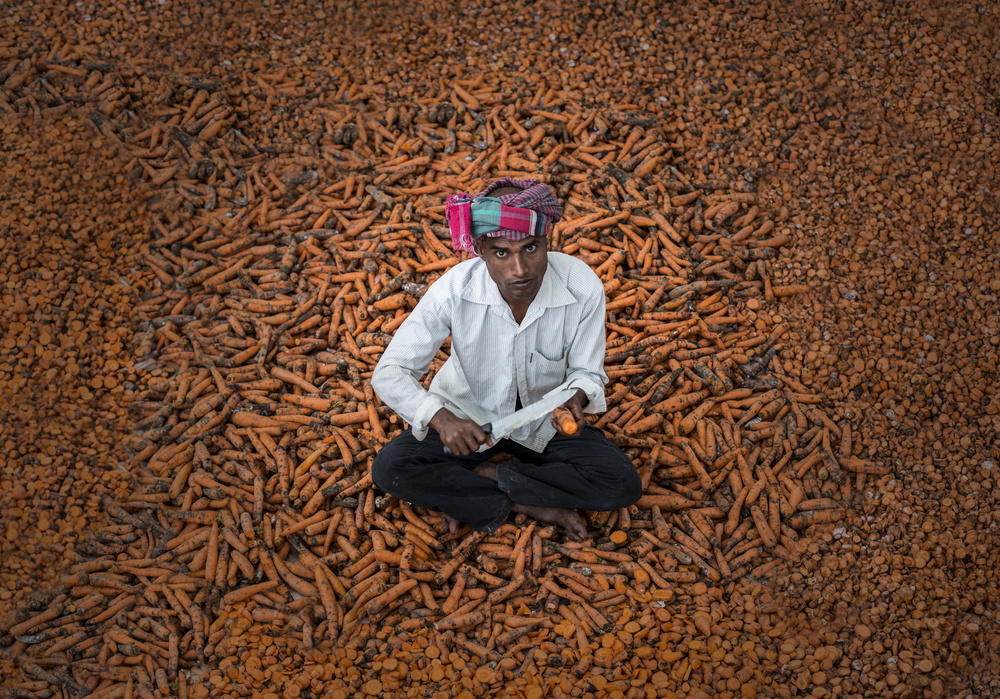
<box><xmin>624</xmin><ymin>413</ymin><xmax>663</xmax><ymax>435</ymax></box>
<box><xmin>786</xmin><ymin>509</ymin><xmax>843</xmax><ymax>529</ymax></box>
<box><xmin>221</xmin><ymin>580</ymin><xmax>280</xmax><ymax>606</ymax></box>
<box><xmin>435</xmin><ymin>610</ymin><xmax>487</xmax><ymax>631</ymax></box>
<box><xmin>364</xmin><ymin>578</ymin><xmax>419</xmax><ymax>617</ymax></box>
<box><xmin>749</xmin><ymin>505</ymin><xmax>777</xmax><ymax>548</ymax></box>
<box><xmin>636</xmin><ymin>494</ymin><xmax>696</xmax><ymax>510</ymax></box>
<box><xmin>553</xmin><ymin>407</ymin><xmax>578</xmax><ymax>434</ymax></box>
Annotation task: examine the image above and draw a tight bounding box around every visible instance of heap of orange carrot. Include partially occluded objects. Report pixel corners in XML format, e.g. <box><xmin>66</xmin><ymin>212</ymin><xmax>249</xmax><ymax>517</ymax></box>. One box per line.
<box><xmin>1</xmin><ymin>64</ymin><xmax>876</xmax><ymax>698</ymax></box>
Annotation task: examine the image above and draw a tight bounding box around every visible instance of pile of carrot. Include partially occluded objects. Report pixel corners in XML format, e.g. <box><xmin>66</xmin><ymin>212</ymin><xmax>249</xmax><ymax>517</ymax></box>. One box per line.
<box><xmin>0</xmin><ymin>46</ymin><xmax>874</xmax><ymax>699</ymax></box>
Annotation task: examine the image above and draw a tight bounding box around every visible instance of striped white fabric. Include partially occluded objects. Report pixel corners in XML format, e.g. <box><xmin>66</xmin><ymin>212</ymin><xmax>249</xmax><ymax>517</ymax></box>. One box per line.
<box><xmin>372</xmin><ymin>252</ymin><xmax>608</xmax><ymax>452</ymax></box>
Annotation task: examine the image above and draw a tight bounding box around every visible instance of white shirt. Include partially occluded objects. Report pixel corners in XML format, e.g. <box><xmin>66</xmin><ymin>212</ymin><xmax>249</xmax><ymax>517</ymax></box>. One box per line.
<box><xmin>372</xmin><ymin>252</ymin><xmax>608</xmax><ymax>452</ymax></box>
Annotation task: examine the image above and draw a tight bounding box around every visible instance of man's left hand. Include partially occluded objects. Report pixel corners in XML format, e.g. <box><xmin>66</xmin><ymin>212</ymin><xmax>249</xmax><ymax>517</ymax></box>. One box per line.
<box><xmin>552</xmin><ymin>388</ymin><xmax>588</xmax><ymax>436</ymax></box>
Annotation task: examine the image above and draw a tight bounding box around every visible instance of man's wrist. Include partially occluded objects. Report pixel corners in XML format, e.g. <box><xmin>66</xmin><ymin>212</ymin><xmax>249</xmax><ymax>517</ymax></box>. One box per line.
<box><xmin>565</xmin><ymin>377</ymin><xmax>605</xmax><ymax>414</ymax></box>
<box><xmin>428</xmin><ymin>406</ymin><xmax>453</xmax><ymax>431</ymax></box>
<box><xmin>411</xmin><ymin>394</ymin><xmax>448</xmax><ymax>438</ymax></box>
<box><xmin>571</xmin><ymin>388</ymin><xmax>587</xmax><ymax>410</ymax></box>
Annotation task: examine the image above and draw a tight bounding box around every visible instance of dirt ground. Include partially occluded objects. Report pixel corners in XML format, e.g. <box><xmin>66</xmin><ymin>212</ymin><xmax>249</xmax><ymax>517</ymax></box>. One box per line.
<box><xmin>2</xmin><ymin>0</ymin><xmax>998</xmax><ymax>697</ymax></box>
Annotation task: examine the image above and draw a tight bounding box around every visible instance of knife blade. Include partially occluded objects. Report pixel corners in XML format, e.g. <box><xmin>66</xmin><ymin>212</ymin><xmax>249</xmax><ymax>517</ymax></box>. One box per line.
<box><xmin>442</xmin><ymin>387</ymin><xmax>578</xmax><ymax>454</ymax></box>
<box><xmin>486</xmin><ymin>388</ymin><xmax>578</xmax><ymax>443</ymax></box>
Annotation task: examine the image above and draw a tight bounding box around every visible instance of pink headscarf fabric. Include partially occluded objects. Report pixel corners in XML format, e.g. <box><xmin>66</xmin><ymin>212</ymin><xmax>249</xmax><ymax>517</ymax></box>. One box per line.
<box><xmin>445</xmin><ymin>178</ymin><xmax>562</xmax><ymax>256</ymax></box>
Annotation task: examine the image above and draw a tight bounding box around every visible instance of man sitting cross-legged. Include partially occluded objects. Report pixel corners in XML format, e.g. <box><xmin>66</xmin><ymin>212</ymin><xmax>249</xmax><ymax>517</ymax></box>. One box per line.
<box><xmin>370</xmin><ymin>178</ymin><xmax>641</xmax><ymax>541</ymax></box>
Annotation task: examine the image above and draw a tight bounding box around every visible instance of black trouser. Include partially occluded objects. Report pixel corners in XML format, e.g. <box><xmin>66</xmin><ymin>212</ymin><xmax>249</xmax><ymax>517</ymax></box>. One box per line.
<box><xmin>371</xmin><ymin>425</ymin><xmax>642</xmax><ymax>532</ymax></box>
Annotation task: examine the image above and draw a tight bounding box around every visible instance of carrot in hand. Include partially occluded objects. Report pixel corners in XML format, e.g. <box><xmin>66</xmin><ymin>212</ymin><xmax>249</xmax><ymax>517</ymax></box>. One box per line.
<box><xmin>553</xmin><ymin>407</ymin><xmax>578</xmax><ymax>435</ymax></box>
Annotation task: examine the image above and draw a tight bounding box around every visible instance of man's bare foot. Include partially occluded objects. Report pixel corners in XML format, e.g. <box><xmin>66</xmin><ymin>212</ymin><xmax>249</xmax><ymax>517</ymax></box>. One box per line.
<box><xmin>474</xmin><ymin>464</ymin><xmax>587</xmax><ymax>540</ymax></box>
<box><xmin>512</xmin><ymin>504</ymin><xmax>588</xmax><ymax>542</ymax></box>
<box><xmin>442</xmin><ymin>514</ymin><xmax>460</xmax><ymax>535</ymax></box>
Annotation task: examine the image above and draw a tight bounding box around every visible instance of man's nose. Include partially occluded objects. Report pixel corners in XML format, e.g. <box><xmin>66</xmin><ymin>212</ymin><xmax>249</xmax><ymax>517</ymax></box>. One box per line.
<box><xmin>512</xmin><ymin>254</ymin><xmax>527</xmax><ymax>277</ymax></box>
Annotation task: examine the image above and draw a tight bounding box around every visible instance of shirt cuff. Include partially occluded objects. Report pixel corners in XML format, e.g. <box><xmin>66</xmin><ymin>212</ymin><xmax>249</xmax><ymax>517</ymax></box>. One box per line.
<box><xmin>566</xmin><ymin>376</ymin><xmax>606</xmax><ymax>413</ymax></box>
<box><xmin>410</xmin><ymin>394</ymin><xmax>447</xmax><ymax>441</ymax></box>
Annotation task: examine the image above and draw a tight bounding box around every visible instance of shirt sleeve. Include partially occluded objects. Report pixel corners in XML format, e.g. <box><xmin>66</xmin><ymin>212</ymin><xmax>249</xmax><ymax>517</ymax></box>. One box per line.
<box><xmin>563</xmin><ymin>278</ymin><xmax>608</xmax><ymax>414</ymax></box>
<box><xmin>371</xmin><ymin>283</ymin><xmax>453</xmax><ymax>440</ymax></box>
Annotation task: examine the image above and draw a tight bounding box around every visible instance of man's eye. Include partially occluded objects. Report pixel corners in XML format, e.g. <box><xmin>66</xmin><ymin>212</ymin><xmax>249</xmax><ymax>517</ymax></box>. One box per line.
<box><xmin>495</xmin><ymin>250</ymin><xmax>507</xmax><ymax>257</ymax></box>
<box><xmin>525</xmin><ymin>244</ymin><xmax>537</xmax><ymax>253</ymax></box>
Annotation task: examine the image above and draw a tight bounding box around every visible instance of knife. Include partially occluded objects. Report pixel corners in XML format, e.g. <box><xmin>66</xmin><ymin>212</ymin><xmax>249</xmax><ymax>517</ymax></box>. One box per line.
<box><xmin>443</xmin><ymin>387</ymin><xmax>578</xmax><ymax>454</ymax></box>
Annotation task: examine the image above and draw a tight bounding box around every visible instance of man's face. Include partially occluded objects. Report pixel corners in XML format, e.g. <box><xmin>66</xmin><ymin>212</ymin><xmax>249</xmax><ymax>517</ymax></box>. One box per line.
<box><xmin>479</xmin><ymin>236</ymin><xmax>548</xmax><ymax>305</ymax></box>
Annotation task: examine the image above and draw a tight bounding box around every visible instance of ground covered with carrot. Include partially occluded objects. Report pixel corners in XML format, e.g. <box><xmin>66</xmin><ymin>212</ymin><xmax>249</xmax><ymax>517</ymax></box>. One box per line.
<box><xmin>1</xmin><ymin>0</ymin><xmax>998</xmax><ymax>697</ymax></box>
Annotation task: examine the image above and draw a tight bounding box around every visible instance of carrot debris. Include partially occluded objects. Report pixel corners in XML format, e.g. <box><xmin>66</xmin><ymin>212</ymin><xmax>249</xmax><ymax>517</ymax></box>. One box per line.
<box><xmin>0</xmin><ymin>8</ymin><xmax>910</xmax><ymax>698</ymax></box>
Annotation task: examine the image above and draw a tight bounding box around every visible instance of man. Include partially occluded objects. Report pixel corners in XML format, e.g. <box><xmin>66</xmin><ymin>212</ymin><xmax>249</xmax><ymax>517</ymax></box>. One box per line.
<box><xmin>371</xmin><ymin>178</ymin><xmax>641</xmax><ymax>541</ymax></box>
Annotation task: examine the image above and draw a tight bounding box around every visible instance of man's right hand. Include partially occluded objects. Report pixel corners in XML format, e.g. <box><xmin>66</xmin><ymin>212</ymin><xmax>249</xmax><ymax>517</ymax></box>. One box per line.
<box><xmin>429</xmin><ymin>408</ymin><xmax>492</xmax><ymax>456</ymax></box>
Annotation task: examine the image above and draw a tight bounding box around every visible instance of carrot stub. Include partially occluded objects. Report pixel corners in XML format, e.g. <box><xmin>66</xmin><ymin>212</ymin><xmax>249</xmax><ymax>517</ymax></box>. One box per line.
<box><xmin>553</xmin><ymin>407</ymin><xmax>578</xmax><ymax>435</ymax></box>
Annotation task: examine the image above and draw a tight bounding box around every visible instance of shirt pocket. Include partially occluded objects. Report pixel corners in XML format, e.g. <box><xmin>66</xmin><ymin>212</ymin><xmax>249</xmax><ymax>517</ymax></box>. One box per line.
<box><xmin>529</xmin><ymin>348</ymin><xmax>568</xmax><ymax>398</ymax></box>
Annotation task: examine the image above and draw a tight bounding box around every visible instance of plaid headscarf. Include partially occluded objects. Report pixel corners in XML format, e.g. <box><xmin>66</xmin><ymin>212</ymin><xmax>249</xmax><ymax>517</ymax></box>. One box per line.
<box><xmin>445</xmin><ymin>178</ymin><xmax>563</xmax><ymax>256</ymax></box>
